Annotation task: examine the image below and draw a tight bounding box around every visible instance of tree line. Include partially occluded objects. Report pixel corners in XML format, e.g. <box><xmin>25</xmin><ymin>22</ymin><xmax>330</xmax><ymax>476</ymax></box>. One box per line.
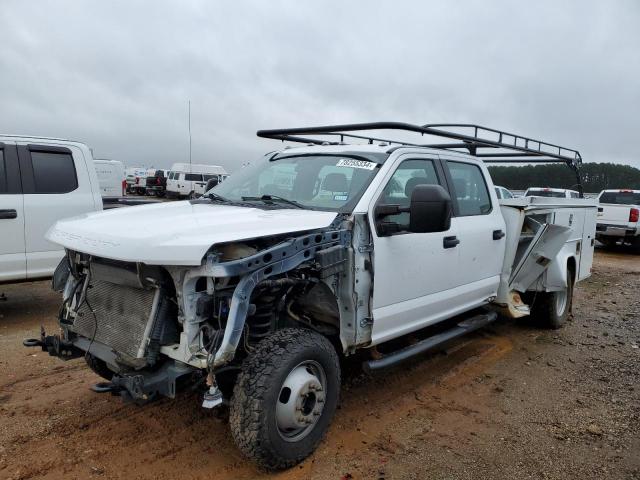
<box><xmin>488</xmin><ymin>163</ymin><xmax>640</xmax><ymax>193</ymax></box>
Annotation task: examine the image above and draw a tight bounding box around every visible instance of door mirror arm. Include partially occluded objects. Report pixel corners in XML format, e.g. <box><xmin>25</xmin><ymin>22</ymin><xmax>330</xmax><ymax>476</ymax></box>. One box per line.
<box><xmin>374</xmin><ymin>204</ymin><xmax>408</xmax><ymax>236</ymax></box>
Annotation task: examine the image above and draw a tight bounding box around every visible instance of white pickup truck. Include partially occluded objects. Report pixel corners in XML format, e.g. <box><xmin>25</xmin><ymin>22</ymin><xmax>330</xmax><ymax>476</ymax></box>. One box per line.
<box><xmin>0</xmin><ymin>135</ymin><xmax>156</xmax><ymax>284</ymax></box>
<box><xmin>595</xmin><ymin>189</ymin><xmax>640</xmax><ymax>248</ymax></box>
<box><xmin>0</xmin><ymin>135</ymin><xmax>103</xmax><ymax>283</ymax></box>
<box><xmin>27</xmin><ymin>123</ymin><xmax>596</xmax><ymax>470</ymax></box>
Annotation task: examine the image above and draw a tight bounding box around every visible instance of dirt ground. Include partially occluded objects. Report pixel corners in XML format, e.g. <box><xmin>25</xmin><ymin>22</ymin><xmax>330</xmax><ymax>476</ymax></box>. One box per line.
<box><xmin>1</xmin><ymin>248</ymin><xmax>638</xmax><ymax>480</ymax></box>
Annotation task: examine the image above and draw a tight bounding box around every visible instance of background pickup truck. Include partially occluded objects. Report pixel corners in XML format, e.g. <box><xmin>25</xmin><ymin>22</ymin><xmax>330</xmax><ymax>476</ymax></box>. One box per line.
<box><xmin>0</xmin><ymin>135</ymin><xmax>103</xmax><ymax>283</ymax></box>
<box><xmin>30</xmin><ymin>122</ymin><xmax>598</xmax><ymax>470</ymax></box>
<box><xmin>595</xmin><ymin>189</ymin><xmax>640</xmax><ymax>248</ymax></box>
<box><xmin>0</xmin><ymin>135</ymin><xmax>156</xmax><ymax>284</ymax></box>
<box><xmin>144</xmin><ymin>169</ymin><xmax>167</xmax><ymax>197</ymax></box>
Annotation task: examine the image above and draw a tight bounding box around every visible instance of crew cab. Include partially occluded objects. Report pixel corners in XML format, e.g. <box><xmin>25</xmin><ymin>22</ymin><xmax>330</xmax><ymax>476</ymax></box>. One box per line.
<box><xmin>0</xmin><ymin>135</ymin><xmax>103</xmax><ymax>283</ymax></box>
<box><xmin>524</xmin><ymin>187</ymin><xmax>580</xmax><ymax>198</ymax></box>
<box><xmin>27</xmin><ymin>122</ymin><xmax>596</xmax><ymax>470</ymax></box>
<box><xmin>595</xmin><ymin>189</ymin><xmax>640</xmax><ymax>247</ymax></box>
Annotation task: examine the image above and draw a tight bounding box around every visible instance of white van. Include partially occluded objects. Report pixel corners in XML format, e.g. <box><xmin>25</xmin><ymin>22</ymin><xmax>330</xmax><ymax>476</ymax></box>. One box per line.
<box><xmin>166</xmin><ymin>163</ymin><xmax>228</xmax><ymax>198</ymax></box>
<box><xmin>94</xmin><ymin>159</ymin><xmax>125</xmax><ymax>198</ymax></box>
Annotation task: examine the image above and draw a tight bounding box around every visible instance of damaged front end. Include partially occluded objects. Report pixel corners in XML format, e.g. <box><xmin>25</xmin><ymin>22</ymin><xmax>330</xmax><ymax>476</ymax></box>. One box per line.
<box><xmin>27</xmin><ymin>222</ymin><xmax>361</xmax><ymax>406</ymax></box>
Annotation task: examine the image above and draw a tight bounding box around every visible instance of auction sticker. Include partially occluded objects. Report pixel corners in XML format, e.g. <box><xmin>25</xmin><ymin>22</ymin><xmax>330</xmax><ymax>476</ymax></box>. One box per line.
<box><xmin>336</xmin><ymin>158</ymin><xmax>377</xmax><ymax>170</ymax></box>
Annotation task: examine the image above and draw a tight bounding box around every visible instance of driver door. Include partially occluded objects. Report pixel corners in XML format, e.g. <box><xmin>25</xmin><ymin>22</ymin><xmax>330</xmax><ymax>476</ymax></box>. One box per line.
<box><xmin>369</xmin><ymin>154</ymin><xmax>462</xmax><ymax>345</ymax></box>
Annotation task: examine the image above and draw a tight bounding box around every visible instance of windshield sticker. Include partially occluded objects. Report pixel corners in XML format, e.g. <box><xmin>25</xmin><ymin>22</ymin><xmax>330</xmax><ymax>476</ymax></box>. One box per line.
<box><xmin>333</xmin><ymin>194</ymin><xmax>348</xmax><ymax>201</ymax></box>
<box><xmin>336</xmin><ymin>158</ymin><xmax>377</xmax><ymax>170</ymax></box>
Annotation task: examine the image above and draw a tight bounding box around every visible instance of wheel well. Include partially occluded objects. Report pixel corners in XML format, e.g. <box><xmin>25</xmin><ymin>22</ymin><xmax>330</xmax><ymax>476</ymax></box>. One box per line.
<box><xmin>567</xmin><ymin>256</ymin><xmax>576</xmax><ymax>281</ymax></box>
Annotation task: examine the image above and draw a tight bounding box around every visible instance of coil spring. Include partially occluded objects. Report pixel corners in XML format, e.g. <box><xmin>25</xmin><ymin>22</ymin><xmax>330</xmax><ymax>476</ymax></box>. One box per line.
<box><xmin>246</xmin><ymin>292</ymin><xmax>277</xmax><ymax>345</ymax></box>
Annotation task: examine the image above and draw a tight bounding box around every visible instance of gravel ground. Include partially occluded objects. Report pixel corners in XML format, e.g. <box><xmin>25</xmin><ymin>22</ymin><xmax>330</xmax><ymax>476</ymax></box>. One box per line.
<box><xmin>0</xmin><ymin>248</ymin><xmax>638</xmax><ymax>480</ymax></box>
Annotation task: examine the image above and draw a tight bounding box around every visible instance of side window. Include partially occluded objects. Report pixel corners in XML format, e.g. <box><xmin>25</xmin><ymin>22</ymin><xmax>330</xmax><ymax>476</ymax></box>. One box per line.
<box><xmin>448</xmin><ymin>161</ymin><xmax>491</xmax><ymax>216</ymax></box>
<box><xmin>377</xmin><ymin>158</ymin><xmax>442</xmax><ymax>228</ymax></box>
<box><xmin>503</xmin><ymin>189</ymin><xmax>514</xmax><ymax>199</ymax></box>
<box><xmin>0</xmin><ymin>150</ymin><xmax>6</xmax><ymax>193</ymax></box>
<box><xmin>185</xmin><ymin>173</ymin><xmax>202</xmax><ymax>182</ymax></box>
<box><xmin>31</xmin><ymin>151</ymin><xmax>78</xmax><ymax>194</ymax></box>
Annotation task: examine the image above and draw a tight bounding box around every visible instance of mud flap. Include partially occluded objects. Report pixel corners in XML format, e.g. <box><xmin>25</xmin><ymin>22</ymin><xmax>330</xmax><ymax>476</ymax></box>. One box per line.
<box><xmin>508</xmin><ymin>224</ymin><xmax>572</xmax><ymax>292</ymax></box>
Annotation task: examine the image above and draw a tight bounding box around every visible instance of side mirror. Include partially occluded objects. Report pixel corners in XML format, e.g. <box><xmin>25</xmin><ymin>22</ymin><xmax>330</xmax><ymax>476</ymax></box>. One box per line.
<box><xmin>409</xmin><ymin>184</ymin><xmax>452</xmax><ymax>233</ymax></box>
<box><xmin>205</xmin><ymin>178</ymin><xmax>219</xmax><ymax>191</ymax></box>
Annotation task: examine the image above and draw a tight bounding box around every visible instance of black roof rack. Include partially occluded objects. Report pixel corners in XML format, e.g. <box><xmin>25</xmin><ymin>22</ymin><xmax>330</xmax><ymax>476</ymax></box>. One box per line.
<box><xmin>257</xmin><ymin>122</ymin><xmax>583</xmax><ymax>194</ymax></box>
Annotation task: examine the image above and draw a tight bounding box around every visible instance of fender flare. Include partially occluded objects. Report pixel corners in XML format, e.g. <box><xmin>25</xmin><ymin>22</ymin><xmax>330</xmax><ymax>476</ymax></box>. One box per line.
<box><xmin>544</xmin><ymin>247</ymin><xmax>576</xmax><ymax>292</ymax></box>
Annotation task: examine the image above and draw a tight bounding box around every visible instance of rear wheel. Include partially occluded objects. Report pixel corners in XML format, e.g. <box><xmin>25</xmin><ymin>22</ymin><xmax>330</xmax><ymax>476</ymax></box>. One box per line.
<box><xmin>598</xmin><ymin>236</ymin><xmax>617</xmax><ymax>248</ymax></box>
<box><xmin>230</xmin><ymin>328</ymin><xmax>340</xmax><ymax>470</ymax></box>
<box><xmin>530</xmin><ymin>266</ymin><xmax>574</xmax><ymax>329</ymax></box>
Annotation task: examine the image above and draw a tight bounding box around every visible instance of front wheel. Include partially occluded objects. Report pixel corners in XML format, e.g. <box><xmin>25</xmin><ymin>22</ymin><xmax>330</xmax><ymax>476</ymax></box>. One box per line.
<box><xmin>530</xmin><ymin>266</ymin><xmax>574</xmax><ymax>329</ymax></box>
<box><xmin>230</xmin><ymin>328</ymin><xmax>340</xmax><ymax>470</ymax></box>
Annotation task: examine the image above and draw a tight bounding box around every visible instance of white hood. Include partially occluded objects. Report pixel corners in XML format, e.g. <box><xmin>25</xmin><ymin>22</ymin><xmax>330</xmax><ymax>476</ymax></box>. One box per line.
<box><xmin>46</xmin><ymin>201</ymin><xmax>338</xmax><ymax>266</ymax></box>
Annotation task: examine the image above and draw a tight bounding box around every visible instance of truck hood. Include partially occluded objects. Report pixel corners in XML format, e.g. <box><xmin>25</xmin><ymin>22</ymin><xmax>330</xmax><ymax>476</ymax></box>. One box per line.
<box><xmin>46</xmin><ymin>201</ymin><xmax>338</xmax><ymax>266</ymax></box>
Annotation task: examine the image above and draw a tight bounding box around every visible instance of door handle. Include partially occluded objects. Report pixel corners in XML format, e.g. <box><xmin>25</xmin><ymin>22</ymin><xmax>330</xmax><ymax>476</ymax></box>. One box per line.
<box><xmin>0</xmin><ymin>209</ymin><xmax>17</xmax><ymax>219</ymax></box>
<box><xmin>493</xmin><ymin>229</ymin><xmax>505</xmax><ymax>240</ymax></box>
<box><xmin>443</xmin><ymin>236</ymin><xmax>460</xmax><ymax>249</ymax></box>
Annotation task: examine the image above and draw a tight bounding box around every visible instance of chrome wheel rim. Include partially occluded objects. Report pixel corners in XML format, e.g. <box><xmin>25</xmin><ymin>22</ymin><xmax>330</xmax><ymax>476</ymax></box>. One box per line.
<box><xmin>555</xmin><ymin>288</ymin><xmax>568</xmax><ymax>316</ymax></box>
<box><xmin>276</xmin><ymin>360</ymin><xmax>327</xmax><ymax>442</ymax></box>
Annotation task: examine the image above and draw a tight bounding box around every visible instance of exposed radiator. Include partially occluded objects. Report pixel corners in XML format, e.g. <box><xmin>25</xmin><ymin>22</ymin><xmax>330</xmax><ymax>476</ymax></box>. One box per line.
<box><xmin>72</xmin><ymin>279</ymin><xmax>159</xmax><ymax>360</ymax></box>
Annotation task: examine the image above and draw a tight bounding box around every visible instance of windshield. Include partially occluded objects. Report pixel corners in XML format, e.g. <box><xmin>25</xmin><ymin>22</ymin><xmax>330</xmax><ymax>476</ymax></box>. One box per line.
<box><xmin>599</xmin><ymin>191</ymin><xmax>640</xmax><ymax>205</ymax></box>
<box><xmin>526</xmin><ymin>190</ymin><xmax>566</xmax><ymax>198</ymax></box>
<box><xmin>209</xmin><ymin>154</ymin><xmax>381</xmax><ymax>211</ymax></box>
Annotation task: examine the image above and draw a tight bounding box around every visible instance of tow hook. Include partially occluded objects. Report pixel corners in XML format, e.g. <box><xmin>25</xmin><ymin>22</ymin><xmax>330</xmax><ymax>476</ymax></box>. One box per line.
<box><xmin>23</xmin><ymin>326</ymin><xmax>84</xmax><ymax>360</ymax></box>
<box><xmin>91</xmin><ymin>382</ymin><xmax>121</xmax><ymax>395</ymax></box>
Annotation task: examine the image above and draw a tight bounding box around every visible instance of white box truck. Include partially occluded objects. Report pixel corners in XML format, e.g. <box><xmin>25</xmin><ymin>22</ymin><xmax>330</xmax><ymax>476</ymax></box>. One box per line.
<box><xmin>94</xmin><ymin>159</ymin><xmax>125</xmax><ymax>199</ymax></box>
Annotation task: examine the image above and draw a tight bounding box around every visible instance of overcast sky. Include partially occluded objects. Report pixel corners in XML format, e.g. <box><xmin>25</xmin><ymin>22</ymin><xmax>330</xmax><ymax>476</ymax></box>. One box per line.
<box><xmin>1</xmin><ymin>1</ymin><xmax>639</xmax><ymax>171</ymax></box>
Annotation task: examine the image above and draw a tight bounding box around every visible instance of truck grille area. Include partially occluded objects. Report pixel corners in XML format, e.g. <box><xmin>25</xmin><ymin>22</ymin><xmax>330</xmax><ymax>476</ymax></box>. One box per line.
<box><xmin>72</xmin><ymin>279</ymin><xmax>158</xmax><ymax>360</ymax></box>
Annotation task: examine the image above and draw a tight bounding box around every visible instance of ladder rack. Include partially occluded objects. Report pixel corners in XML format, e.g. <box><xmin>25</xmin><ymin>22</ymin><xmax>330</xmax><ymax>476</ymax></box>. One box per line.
<box><xmin>257</xmin><ymin>122</ymin><xmax>583</xmax><ymax>193</ymax></box>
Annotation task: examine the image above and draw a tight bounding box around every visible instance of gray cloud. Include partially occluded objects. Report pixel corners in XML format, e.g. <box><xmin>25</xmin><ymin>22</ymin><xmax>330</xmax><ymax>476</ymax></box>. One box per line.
<box><xmin>1</xmin><ymin>0</ymin><xmax>639</xmax><ymax>171</ymax></box>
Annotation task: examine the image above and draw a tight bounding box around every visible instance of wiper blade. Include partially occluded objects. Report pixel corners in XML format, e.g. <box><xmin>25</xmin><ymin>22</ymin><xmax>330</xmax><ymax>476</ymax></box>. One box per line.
<box><xmin>241</xmin><ymin>195</ymin><xmax>305</xmax><ymax>209</ymax></box>
<box><xmin>205</xmin><ymin>192</ymin><xmax>229</xmax><ymax>202</ymax></box>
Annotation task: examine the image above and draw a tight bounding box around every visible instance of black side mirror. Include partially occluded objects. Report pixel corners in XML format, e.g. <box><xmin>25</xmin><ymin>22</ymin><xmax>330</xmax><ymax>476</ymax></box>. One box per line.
<box><xmin>205</xmin><ymin>178</ymin><xmax>219</xmax><ymax>191</ymax></box>
<box><xmin>409</xmin><ymin>184</ymin><xmax>452</xmax><ymax>233</ymax></box>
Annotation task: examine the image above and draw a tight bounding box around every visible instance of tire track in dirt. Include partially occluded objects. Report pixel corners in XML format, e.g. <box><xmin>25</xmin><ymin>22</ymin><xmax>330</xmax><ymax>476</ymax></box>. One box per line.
<box><xmin>2</xmin><ymin>250</ymin><xmax>638</xmax><ymax>479</ymax></box>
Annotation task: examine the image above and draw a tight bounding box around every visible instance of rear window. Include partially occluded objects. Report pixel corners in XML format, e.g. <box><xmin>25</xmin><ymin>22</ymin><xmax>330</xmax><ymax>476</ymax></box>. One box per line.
<box><xmin>599</xmin><ymin>191</ymin><xmax>640</xmax><ymax>205</ymax></box>
<box><xmin>526</xmin><ymin>190</ymin><xmax>565</xmax><ymax>198</ymax></box>
<box><xmin>448</xmin><ymin>161</ymin><xmax>492</xmax><ymax>216</ymax></box>
<box><xmin>31</xmin><ymin>151</ymin><xmax>78</xmax><ymax>194</ymax></box>
<box><xmin>185</xmin><ymin>173</ymin><xmax>203</xmax><ymax>181</ymax></box>
<box><xmin>0</xmin><ymin>150</ymin><xmax>6</xmax><ymax>193</ymax></box>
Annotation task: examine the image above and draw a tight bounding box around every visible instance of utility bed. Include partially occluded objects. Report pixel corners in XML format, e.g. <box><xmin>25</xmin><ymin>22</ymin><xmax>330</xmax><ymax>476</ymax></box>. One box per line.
<box><xmin>495</xmin><ymin>197</ymin><xmax>597</xmax><ymax>316</ymax></box>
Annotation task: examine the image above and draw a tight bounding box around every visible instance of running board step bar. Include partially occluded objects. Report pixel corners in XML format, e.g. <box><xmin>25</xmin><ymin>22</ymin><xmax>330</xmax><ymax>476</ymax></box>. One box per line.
<box><xmin>363</xmin><ymin>311</ymin><xmax>498</xmax><ymax>373</ymax></box>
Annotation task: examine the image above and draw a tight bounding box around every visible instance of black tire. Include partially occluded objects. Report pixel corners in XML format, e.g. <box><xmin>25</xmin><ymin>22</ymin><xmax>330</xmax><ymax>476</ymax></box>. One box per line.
<box><xmin>598</xmin><ymin>236</ymin><xmax>617</xmax><ymax>248</ymax></box>
<box><xmin>230</xmin><ymin>328</ymin><xmax>340</xmax><ymax>470</ymax></box>
<box><xmin>85</xmin><ymin>354</ymin><xmax>114</xmax><ymax>380</ymax></box>
<box><xmin>530</xmin><ymin>266</ymin><xmax>574</xmax><ymax>329</ymax></box>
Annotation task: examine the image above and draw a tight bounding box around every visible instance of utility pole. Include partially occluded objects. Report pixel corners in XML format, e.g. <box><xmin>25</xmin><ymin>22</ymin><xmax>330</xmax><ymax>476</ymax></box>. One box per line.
<box><xmin>188</xmin><ymin>100</ymin><xmax>192</xmax><ymax>169</ymax></box>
